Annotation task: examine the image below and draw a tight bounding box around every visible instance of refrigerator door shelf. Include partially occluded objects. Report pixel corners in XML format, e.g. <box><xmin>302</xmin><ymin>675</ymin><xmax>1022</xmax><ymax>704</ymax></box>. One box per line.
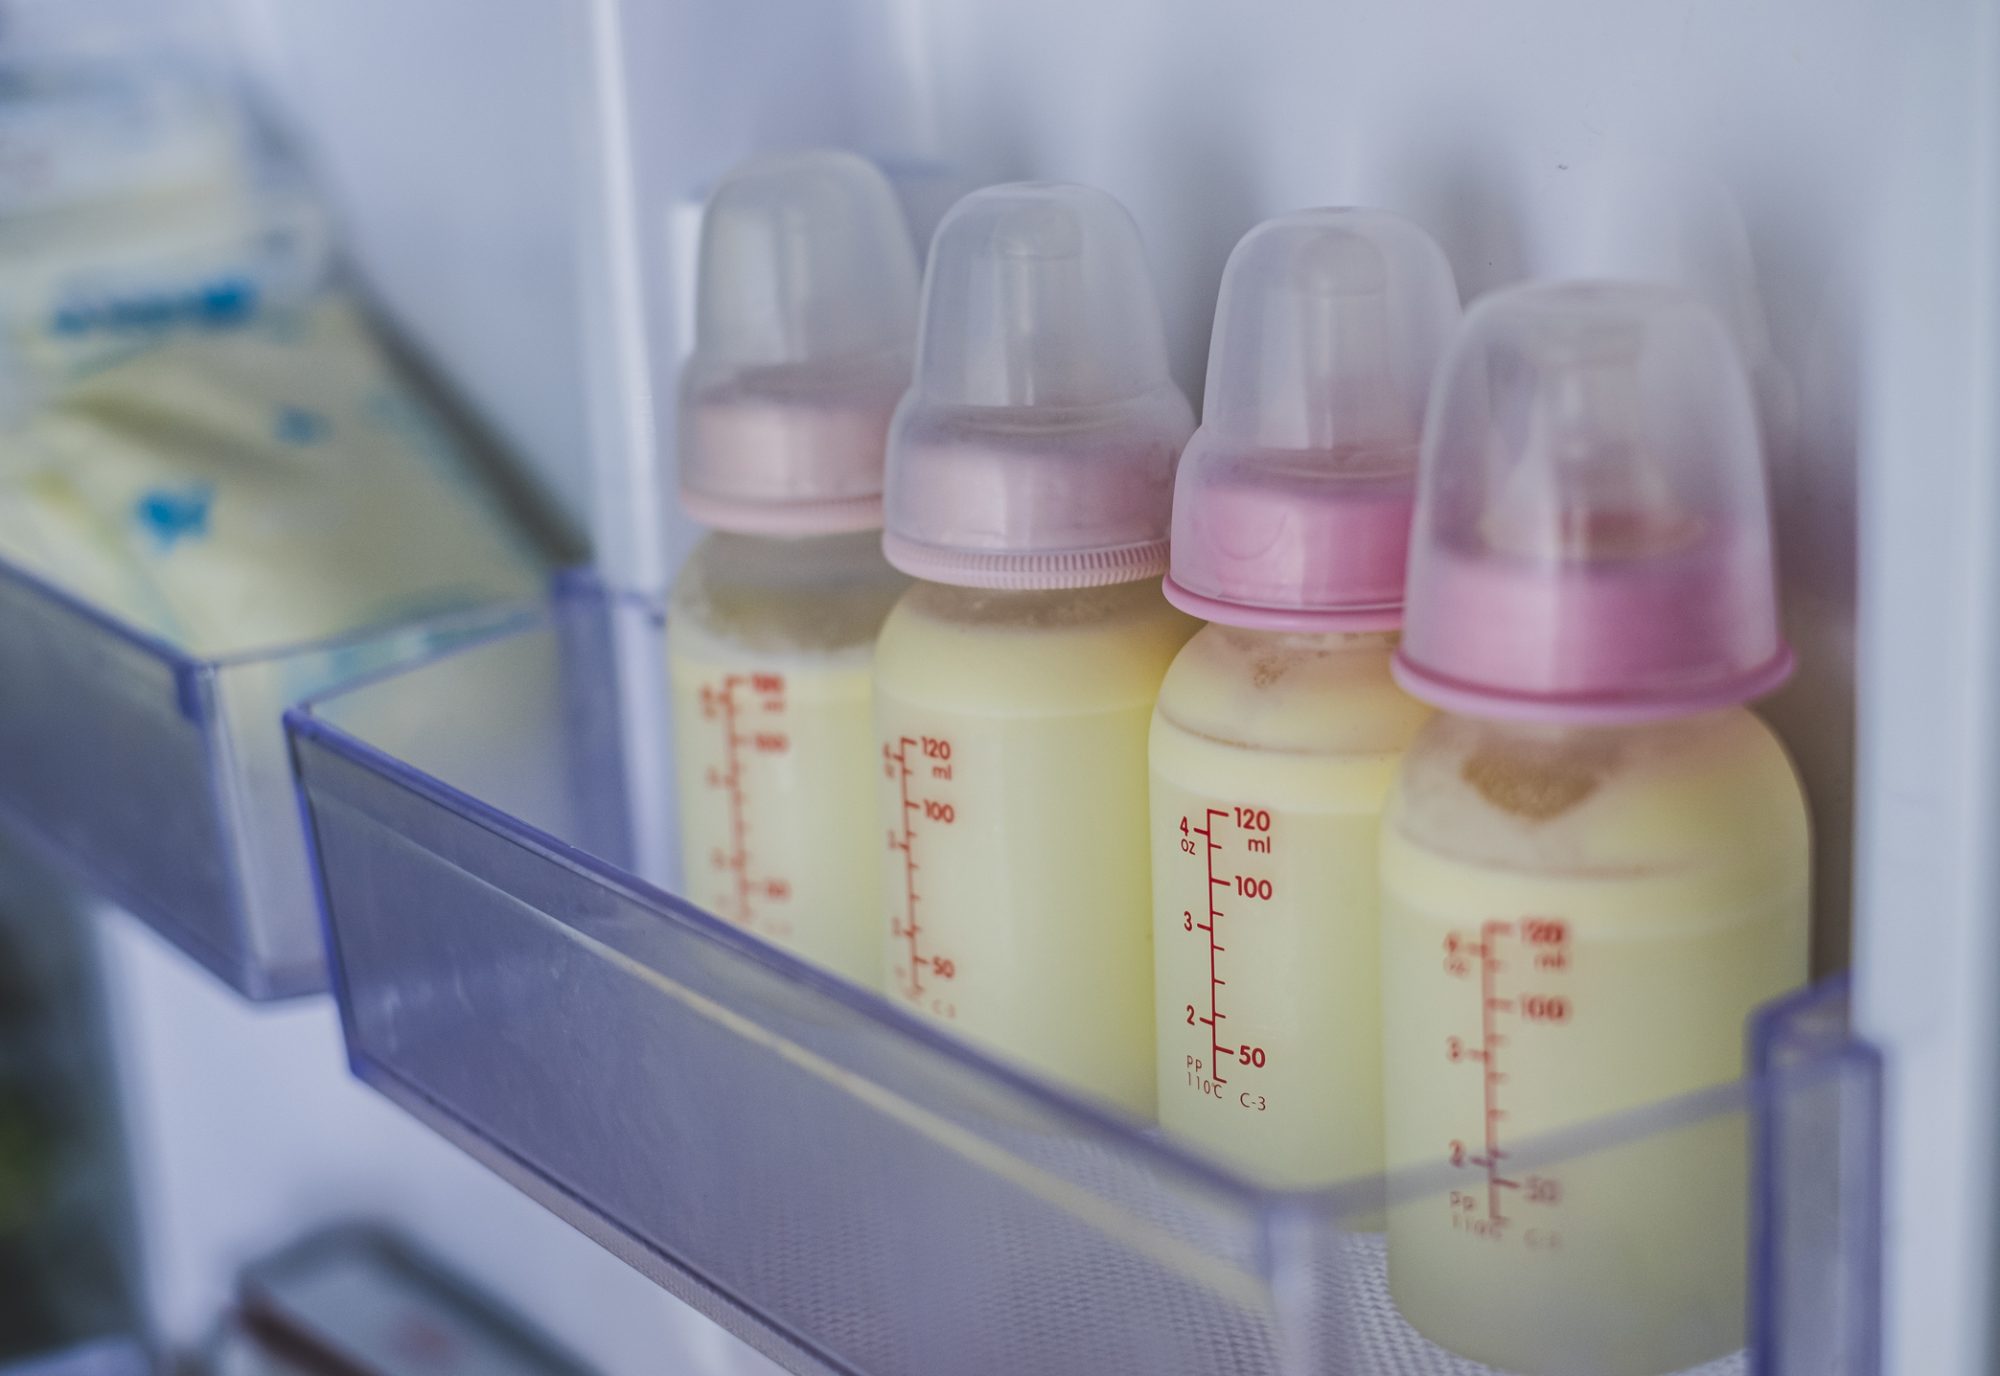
<box><xmin>289</xmin><ymin>582</ymin><xmax>1882</xmax><ymax>1376</ymax></box>
<box><xmin>0</xmin><ymin>551</ymin><xmax>538</xmax><ymax>999</ymax></box>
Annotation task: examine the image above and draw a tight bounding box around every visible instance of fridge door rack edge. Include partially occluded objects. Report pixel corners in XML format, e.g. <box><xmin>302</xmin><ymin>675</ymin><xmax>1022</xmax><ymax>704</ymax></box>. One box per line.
<box><xmin>0</xmin><ymin>550</ymin><xmax>538</xmax><ymax>999</ymax></box>
<box><xmin>289</xmin><ymin>588</ymin><xmax>1882</xmax><ymax>1376</ymax></box>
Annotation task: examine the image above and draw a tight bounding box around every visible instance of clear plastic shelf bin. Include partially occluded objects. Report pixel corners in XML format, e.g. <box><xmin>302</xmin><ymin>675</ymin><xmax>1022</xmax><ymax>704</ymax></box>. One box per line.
<box><xmin>289</xmin><ymin>580</ymin><xmax>1882</xmax><ymax>1376</ymax></box>
<box><xmin>0</xmin><ymin>552</ymin><xmax>537</xmax><ymax>999</ymax></box>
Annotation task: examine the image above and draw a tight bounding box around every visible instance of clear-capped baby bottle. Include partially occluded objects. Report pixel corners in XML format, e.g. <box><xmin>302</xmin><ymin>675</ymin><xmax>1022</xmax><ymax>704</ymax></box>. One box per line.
<box><xmin>874</xmin><ymin>183</ymin><xmax>1197</xmax><ymax>1113</ymax></box>
<box><xmin>667</xmin><ymin>151</ymin><xmax>916</xmax><ymax>983</ymax></box>
<box><xmin>1380</xmin><ymin>282</ymin><xmax>1809</xmax><ymax>1374</ymax></box>
<box><xmin>1149</xmin><ymin>210</ymin><xmax>1453</xmax><ymax>1188</ymax></box>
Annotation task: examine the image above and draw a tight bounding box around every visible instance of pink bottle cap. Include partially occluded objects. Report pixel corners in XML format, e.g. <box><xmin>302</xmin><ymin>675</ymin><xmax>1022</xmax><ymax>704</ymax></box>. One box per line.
<box><xmin>678</xmin><ymin>151</ymin><xmax>919</xmax><ymax>535</ymax></box>
<box><xmin>1163</xmin><ymin>209</ymin><xmax>1461</xmax><ymax>631</ymax></box>
<box><xmin>1396</xmin><ymin>281</ymin><xmax>1794</xmax><ymax>724</ymax></box>
<box><xmin>883</xmin><ymin>183</ymin><xmax>1194</xmax><ymax>589</ymax></box>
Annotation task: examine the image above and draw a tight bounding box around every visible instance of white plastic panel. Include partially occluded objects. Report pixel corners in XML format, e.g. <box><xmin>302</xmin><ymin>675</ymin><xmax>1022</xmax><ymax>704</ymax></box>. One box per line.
<box><xmin>215</xmin><ymin>0</ymin><xmax>595</xmax><ymax>532</ymax></box>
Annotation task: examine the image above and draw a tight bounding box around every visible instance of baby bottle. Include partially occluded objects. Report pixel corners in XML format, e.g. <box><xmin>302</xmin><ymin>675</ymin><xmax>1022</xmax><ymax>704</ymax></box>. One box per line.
<box><xmin>668</xmin><ymin>151</ymin><xmax>917</xmax><ymax>983</ymax></box>
<box><xmin>874</xmin><ymin>183</ymin><xmax>1197</xmax><ymax>1113</ymax></box>
<box><xmin>1380</xmin><ymin>282</ymin><xmax>1810</xmax><ymax>1374</ymax></box>
<box><xmin>1150</xmin><ymin>210</ymin><xmax>1453</xmax><ymax>1187</ymax></box>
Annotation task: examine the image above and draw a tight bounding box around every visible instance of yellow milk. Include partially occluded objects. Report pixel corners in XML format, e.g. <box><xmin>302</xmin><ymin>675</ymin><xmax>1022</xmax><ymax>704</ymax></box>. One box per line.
<box><xmin>0</xmin><ymin>296</ymin><xmax>546</xmax><ymax>655</ymax></box>
<box><xmin>873</xmin><ymin>579</ymin><xmax>1197</xmax><ymax>1114</ymax></box>
<box><xmin>1149</xmin><ymin>625</ymin><xmax>1427</xmax><ymax>1188</ymax></box>
<box><xmin>1380</xmin><ymin>707</ymin><xmax>1809</xmax><ymax>1375</ymax></box>
<box><xmin>668</xmin><ymin>530</ymin><xmax>907</xmax><ymax>983</ymax></box>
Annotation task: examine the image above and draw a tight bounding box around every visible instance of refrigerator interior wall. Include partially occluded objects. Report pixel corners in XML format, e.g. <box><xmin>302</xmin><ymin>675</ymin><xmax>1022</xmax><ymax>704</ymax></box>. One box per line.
<box><xmin>61</xmin><ymin>2</ymin><xmax>1994</xmax><ymax>1374</ymax></box>
<box><xmin>215</xmin><ymin>0</ymin><xmax>596</xmax><ymax>535</ymax></box>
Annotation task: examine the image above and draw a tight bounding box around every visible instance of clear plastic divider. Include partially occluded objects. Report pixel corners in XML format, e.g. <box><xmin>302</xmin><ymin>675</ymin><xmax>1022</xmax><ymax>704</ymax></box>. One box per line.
<box><xmin>0</xmin><ymin>552</ymin><xmax>535</xmax><ymax>998</ymax></box>
<box><xmin>289</xmin><ymin>580</ymin><xmax>1881</xmax><ymax>1375</ymax></box>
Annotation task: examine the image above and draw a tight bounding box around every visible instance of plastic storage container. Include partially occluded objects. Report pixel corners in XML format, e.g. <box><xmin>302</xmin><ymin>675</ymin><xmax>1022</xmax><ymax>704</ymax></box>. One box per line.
<box><xmin>0</xmin><ymin>552</ymin><xmax>535</xmax><ymax>998</ymax></box>
<box><xmin>289</xmin><ymin>580</ymin><xmax>1881</xmax><ymax>1376</ymax></box>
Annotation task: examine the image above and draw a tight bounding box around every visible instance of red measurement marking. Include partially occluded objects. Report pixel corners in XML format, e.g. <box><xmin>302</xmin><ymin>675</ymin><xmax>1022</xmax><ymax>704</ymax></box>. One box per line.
<box><xmin>886</xmin><ymin>735</ymin><xmax>958</xmax><ymax>1006</ymax></box>
<box><xmin>1479</xmin><ymin>919</ymin><xmax>1513</xmax><ymax>1224</ymax></box>
<box><xmin>699</xmin><ymin>674</ymin><xmax>789</xmax><ymax>927</ymax></box>
<box><xmin>897</xmin><ymin>737</ymin><xmax>923</xmax><ymax>997</ymax></box>
<box><xmin>1448</xmin><ymin>917</ymin><xmax>1572</xmax><ymax>1229</ymax></box>
<box><xmin>1196</xmin><ymin>809</ymin><xmax>1229</xmax><ymax>1084</ymax></box>
<box><xmin>1183</xmin><ymin>804</ymin><xmax>1279</xmax><ymax>1099</ymax></box>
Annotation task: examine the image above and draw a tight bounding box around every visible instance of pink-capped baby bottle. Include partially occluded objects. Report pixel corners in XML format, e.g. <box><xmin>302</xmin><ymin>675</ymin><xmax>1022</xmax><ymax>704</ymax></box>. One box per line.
<box><xmin>668</xmin><ymin>151</ymin><xmax>916</xmax><ymax>983</ymax></box>
<box><xmin>873</xmin><ymin>183</ymin><xmax>1197</xmax><ymax>1113</ymax></box>
<box><xmin>1148</xmin><ymin>210</ymin><xmax>1454</xmax><ymax>1188</ymax></box>
<box><xmin>1380</xmin><ymin>282</ymin><xmax>1810</xmax><ymax>1374</ymax></box>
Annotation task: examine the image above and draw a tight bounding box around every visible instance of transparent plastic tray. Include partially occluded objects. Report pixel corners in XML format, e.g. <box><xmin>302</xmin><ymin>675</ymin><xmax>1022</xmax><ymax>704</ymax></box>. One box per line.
<box><xmin>289</xmin><ymin>581</ymin><xmax>1882</xmax><ymax>1376</ymax></box>
<box><xmin>0</xmin><ymin>552</ymin><xmax>536</xmax><ymax>998</ymax></box>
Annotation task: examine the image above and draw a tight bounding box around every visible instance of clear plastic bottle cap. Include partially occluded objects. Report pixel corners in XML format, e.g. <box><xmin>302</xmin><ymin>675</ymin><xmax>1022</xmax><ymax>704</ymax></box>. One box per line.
<box><xmin>1164</xmin><ymin>209</ymin><xmax>1460</xmax><ymax>630</ymax></box>
<box><xmin>679</xmin><ymin>150</ymin><xmax>919</xmax><ymax>535</ymax></box>
<box><xmin>883</xmin><ymin>182</ymin><xmax>1193</xmax><ymax>589</ymax></box>
<box><xmin>1395</xmin><ymin>280</ymin><xmax>1794</xmax><ymax>723</ymax></box>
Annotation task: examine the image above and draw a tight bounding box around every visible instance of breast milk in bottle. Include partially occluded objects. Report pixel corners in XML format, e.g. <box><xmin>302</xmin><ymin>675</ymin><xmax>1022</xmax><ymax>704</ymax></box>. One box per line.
<box><xmin>874</xmin><ymin>184</ymin><xmax>1196</xmax><ymax>1113</ymax></box>
<box><xmin>1381</xmin><ymin>283</ymin><xmax>1810</xmax><ymax>1374</ymax></box>
<box><xmin>1150</xmin><ymin>211</ymin><xmax>1454</xmax><ymax>1187</ymax></box>
<box><xmin>668</xmin><ymin>152</ymin><xmax>917</xmax><ymax>982</ymax></box>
